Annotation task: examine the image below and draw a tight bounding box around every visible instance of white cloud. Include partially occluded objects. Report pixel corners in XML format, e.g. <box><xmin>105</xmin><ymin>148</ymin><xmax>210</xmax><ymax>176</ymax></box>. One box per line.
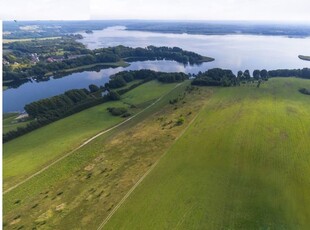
<box><xmin>90</xmin><ymin>0</ymin><xmax>310</xmax><ymax>21</ymax></box>
<box><xmin>0</xmin><ymin>0</ymin><xmax>310</xmax><ymax>21</ymax></box>
<box><xmin>0</xmin><ymin>0</ymin><xmax>90</xmax><ymax>20</ymax></box>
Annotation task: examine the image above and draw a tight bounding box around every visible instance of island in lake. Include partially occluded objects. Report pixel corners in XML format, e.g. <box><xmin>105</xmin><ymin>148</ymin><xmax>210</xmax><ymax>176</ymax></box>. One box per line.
<box><xmin>299</xmin><ymin>55</ymin><xmax>310</xmax><ymax>61</ymax></box>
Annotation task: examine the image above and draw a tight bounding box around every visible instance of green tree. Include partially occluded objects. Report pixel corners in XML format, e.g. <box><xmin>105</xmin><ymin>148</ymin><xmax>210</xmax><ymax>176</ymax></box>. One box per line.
<box><xmin>108</xmin><ymin>90</ymin><xmax>121</xmax><ymax>100</ymax></box>
<box><xmin>260</xmin><ymin>69</ymin><xmax>268</xmax><ymax>81</ymax></box>
<box><xmin>89</xmin><ymin>84</ymin><xmax>100</xmax><ymax>93</ymax></box>
<box><xmin>253</xmin><ymin>70</ymin><xmax>261</xmax><ymax>80</ymax></box>
<box><xmin>244</xmin><ymin>70</ymin><xmax>251</xmax><ymax>81</ymax></box>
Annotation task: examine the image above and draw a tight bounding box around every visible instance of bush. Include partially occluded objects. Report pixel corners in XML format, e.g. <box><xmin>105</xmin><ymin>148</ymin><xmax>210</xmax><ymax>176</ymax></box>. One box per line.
<box><xmin>107</xmin><ymin>107</ymin><xmax>128</xmax><ymax>116</ymax></box>
<box><xmin>121</xmin><ymin>112</ymin><xmax>132</xmax><ymax>118</ymax></box>
<box><xmin>176</xmin><ymin>117</ymin><xmax>185</xmax><ymax>126</ymax></box>
<box><xmin>108</xmin><ymin>90</ymin><xmax>121</xmax><ymax>100</ymax></box>
<box><xmin>299</xmin><ymin>88</ymin><xmax>310</xmax><ymax>95</ymax></box>
<box><xmin>89</xmin><ymin>84</ymin><xmax>100</xmax><ymax>93</ymax></box>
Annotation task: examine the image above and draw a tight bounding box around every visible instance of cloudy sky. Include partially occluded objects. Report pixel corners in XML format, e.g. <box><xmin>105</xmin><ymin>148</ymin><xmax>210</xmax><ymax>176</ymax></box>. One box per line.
<box><xmin>1</xmin><ymin>0</ymin><xmax>310</xmax><ymax>21</ymax></box>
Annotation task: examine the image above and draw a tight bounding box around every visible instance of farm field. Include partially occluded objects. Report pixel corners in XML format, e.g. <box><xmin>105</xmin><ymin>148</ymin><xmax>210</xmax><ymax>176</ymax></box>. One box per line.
<box><xmin>3</xmin><ymin>80</ymin><xmax>179</xmax><ymax>191</ymax></box>
<box><xmin>104</xmin><ymin>78</ymin><xmax>310</xmax><ymax>229</ymax></box>
<box><xmin>3</xmin><ymin>80</ymin><xmax>211</xmax><ymax>229</ymax></box>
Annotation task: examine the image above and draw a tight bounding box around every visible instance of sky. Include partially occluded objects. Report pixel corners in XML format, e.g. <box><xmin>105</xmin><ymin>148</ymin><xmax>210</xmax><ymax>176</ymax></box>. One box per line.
<box><xmin>0</xmin><ymin>0</ymin><xmax>310</xmax><ymax>22</ymax></box>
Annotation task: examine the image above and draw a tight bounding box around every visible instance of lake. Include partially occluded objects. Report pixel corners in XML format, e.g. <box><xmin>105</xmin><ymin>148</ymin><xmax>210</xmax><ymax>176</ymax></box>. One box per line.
<box><xmin>3</xmin><ymin>26</ymin><xmax>310</xmax><ymax>112</ymax></box>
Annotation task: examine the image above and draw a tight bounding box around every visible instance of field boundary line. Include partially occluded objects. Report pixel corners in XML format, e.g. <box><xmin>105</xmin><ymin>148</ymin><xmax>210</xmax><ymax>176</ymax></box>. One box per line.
<box><xmin>4</xmin><ymin>83</ymin><xmax>183</xmax><ymax>195</ymax></box>
<box><xmin>97</xmin><ymin>106</ymin><xmax>201</xmax><ymax>230</ymax></box>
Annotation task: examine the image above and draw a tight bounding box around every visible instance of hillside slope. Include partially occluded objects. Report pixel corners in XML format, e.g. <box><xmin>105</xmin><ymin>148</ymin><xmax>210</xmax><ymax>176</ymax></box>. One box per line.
<box><xmin>105</xmin><ymin>78</ymin><xmax>310</xmax><ymax>229</ymax></box>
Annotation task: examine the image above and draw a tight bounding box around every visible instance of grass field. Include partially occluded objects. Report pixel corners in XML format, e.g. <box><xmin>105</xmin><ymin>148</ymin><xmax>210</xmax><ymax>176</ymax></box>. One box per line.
<box><xmin>3</xmin><ymin>80</ymin><xmax>209</xmax><ymax>229</ymax></box>
<box><xmin>3</xmin><ymin>113</ymin><xmax>33</xmax><ymax>134</ymax></box>
<box><xmin>4</xmin><ymin>77</ymin><xmax>310</xmax><ymax>229</ymax></box>
<box><xmin>3</xmin><ymin>81</ymin><xmax>179</xmax><ymax>191</ymax></box>
<box><xmin>3</xmin><ymin>37</ymin><xmax>61</xmax><ymax>44</ymax></box>
<box><xmin>104</xmin><ymin>78</ymin><xmax>310</xmax><ymax>229</ymax></box>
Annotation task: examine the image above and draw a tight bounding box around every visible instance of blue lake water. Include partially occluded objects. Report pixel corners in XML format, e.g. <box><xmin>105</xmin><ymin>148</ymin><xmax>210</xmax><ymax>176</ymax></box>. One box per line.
<box><xmin>3</xmin><ymin>26</ymin><xmax>310</xmax><ymax>112</ymax></box>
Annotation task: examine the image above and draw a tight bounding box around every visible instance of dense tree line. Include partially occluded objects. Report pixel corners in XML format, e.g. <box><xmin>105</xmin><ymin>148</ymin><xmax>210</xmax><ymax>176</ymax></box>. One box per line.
<box><xmin>192</xmin><ymin>68</ymin><xmax>237</xmax><ymax>86</ymax></box>
<box><xmin>3</xmin><ymin>88</ymin><xmax>103</xmax><ymax>143</ymax></box>
<box><xmin>105</xmin><ymin>69</ymin><xmax>189</xmax><ymax>89</ymax></box>
<box><xmin>191</xmin><ymin>68</ymin><xmax>271</xmax><ymax>87</ymax></box>
<box><xmin>157</xmin><ymin>72</ymin><xmax>188</xmax><ymax>83</ymax></box>
<box><xmin>191</xmin><ymin>68</ymin><xmax>310</xmax><ymax>88</ymax></box>
<box><xmin>268</xmin><ymin>68</ymin><xmax>310</xmax><ymax>79</ymax></box>
<box><xmin>105</xmin><ymin>69</ymin><xmax>156</xmax><ymax>89</ymax></box>
<box><xmin>3</xmin><ymin>95</ymin><xmax>110</xmax><ymax>143</ymax></box>
<box><xmin>24</xmin><ymin>89</ymin><xmax>91</xmax><ymax>118</ymax></box>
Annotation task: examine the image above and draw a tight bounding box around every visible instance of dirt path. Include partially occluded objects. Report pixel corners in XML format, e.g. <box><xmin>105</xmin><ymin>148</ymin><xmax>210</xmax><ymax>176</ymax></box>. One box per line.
<box><xmin>3</xmin><ymin>83</ymin><xmax>183</xmax><ymax>195</ymax></box>
<box><xmin>96</xmin><ymin>110</ymin><xmax>201</xmax><ymax>230</ymax></box>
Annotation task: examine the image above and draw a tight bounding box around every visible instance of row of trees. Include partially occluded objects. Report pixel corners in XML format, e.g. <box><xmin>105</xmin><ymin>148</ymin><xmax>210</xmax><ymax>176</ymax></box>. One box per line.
<box><xmin>105</xmin><ymin>70</ymin><xmax>158</xmax><ymax>89</ymax></box>
<box><xmin>191</xmin><ymin>69</ymin><xmax>270</xmax><ymax>87</ymax></box>
<box><xmin>105</xmin><ymin>69</ymin><xmax>189</xmax><ymax>89</ymax></box>
<box><xmin>4</xmin><ymin>86</ymin><xmax>108</xmax><ymax>142</ymax></box>
<box><xmin>192</xmin><ymin>68</ymin><xmax>237</xmax><ymax>87</ymax></box>
<box><xmin>191</xmin><ymin>68</ymin><xmax>283</xmax><ymax>87</ymax></box>
<box><xmin>192</xmin><ymin>68</ymin><xmax>310</xmax><ymax>88</ymax></box>
<box><xmin>238</xmin><ymin>69</ymin><xmax>269</xmax><ymax>82</ymax></box>
<box><xmin>157</xmin><ymin>72</ymin><xmax>188</xmax><ymax>83</ymax></box>
<box><xmin>24</xmin><ymin>89</ymin><xmax>91</xmax><ymax>118</ymax></box>
<box><xmin>268</xmin><ymin>68</ymin><xmax>310</xmax><ymax>79</ymax></box>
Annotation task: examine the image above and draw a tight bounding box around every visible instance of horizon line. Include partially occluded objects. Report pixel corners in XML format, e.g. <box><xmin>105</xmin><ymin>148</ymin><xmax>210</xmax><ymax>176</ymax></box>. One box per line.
<box><xmin>3</xmin><ymin>19</ymin><xmax>310</xmax><ymax>24</ymax></box>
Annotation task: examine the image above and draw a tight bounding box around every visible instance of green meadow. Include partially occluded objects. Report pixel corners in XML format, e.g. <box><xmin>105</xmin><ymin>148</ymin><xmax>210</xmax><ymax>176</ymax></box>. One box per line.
<box><xmin>3</xmin><ymin>80</ymin><xmax>201</xmax><ymax>229</ymax></box>
<box><xmin>105</xmin><ymin>78</ymin><xmax>310</xmax><ymax>229</ymax></box>
<box><xmin>3</xmin><ymin>81</ymin><xmax>179</xmax><ymax>190</ymax></box>
<box><xmin>3</xmin><ymin>113</ymin><xmax>32</xmax><ymax>134</ymax></box>
<box><xmin>4</xmin><ymin>77</ymin><xmax>310</xmax><ymax>230</ymax></box>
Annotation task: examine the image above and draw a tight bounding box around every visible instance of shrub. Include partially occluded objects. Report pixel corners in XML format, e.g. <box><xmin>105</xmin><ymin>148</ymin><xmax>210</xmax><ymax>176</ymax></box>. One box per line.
<box><xmin>299</xmin><ymin>88</ymin><xmax>310</xmax><ymax>95</ymax></box>
<box><xmin>108</xmin><ymin>90</ymin><xmax>121</xmax><ymax>100</ymax></box>
<box><xmin>176</xmin><ymin>117</ymin><xmax>185</xmax><ymax>126</ymax></box>
<box><xmin>107</xmin><ymin>107</ymin><xmax>128</xmax><ymax>116</ymax></box>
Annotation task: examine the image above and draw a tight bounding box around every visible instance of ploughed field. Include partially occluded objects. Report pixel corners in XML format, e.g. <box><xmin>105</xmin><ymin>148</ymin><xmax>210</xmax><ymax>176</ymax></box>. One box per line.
<box><xmin>3</xmin><ymin>77</ymin><xmax>310</xmax><ymax>229</ymax></box>
<box><xmin>105</xmin><ymin>78</ymin><xmax>310</xmax><ymax>229</ymax></box>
